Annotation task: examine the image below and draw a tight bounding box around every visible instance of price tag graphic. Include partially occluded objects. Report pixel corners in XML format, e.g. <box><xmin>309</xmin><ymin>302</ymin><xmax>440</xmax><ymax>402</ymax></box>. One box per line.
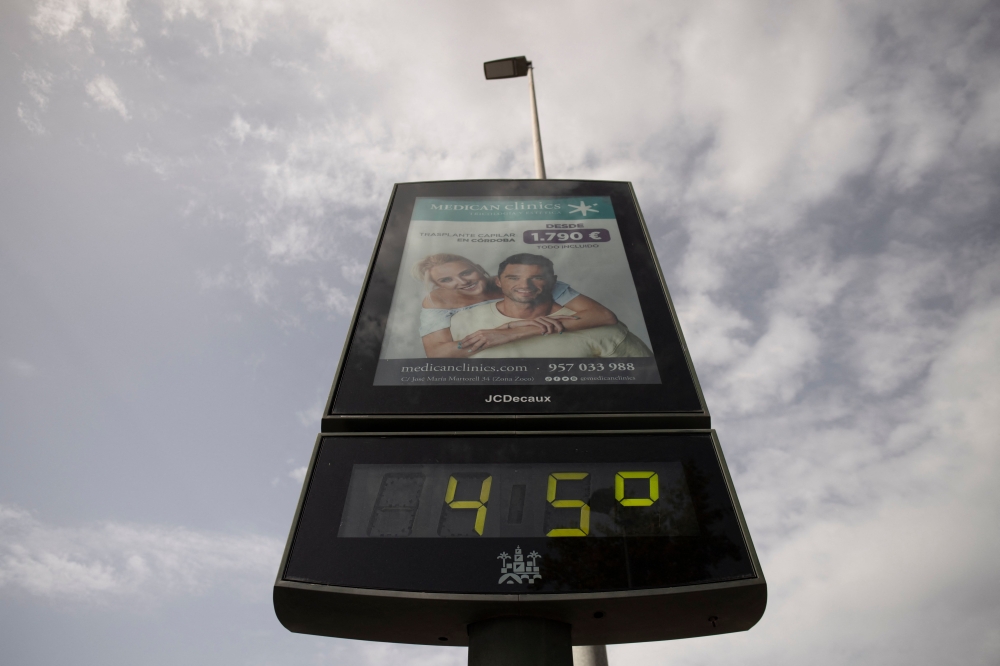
<box><xmin>523</xmin><ymin>228</ymin><xmax>611</xmax><ymax>244</ymax></box>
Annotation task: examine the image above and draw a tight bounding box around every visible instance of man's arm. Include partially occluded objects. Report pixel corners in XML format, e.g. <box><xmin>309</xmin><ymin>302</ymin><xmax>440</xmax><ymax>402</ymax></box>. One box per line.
<box><xmin>559</xmin><ymin>295</ymin><xmax>617</xmax><ymax>331</ymax></box>
<box><xmin>456</xmin><ymin>324</ymin><xmax>547</xmax><ymax>355</ymax></box>
<box><xmin>501</xmin><ymin>297</ymin><xmax>615</xmax><ymax>337</ymax></box>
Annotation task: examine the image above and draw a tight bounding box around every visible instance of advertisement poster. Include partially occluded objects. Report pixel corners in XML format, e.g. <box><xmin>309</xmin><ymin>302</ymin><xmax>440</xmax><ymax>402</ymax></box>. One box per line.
<box><xmin>374</xmin><ymin>196</ymin><xmax>661</xmax><ymax>387</ymax></box>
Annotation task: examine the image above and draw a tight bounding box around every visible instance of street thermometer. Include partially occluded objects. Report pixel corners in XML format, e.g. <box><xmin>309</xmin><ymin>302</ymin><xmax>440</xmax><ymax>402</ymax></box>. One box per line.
<box><xmin>274</xmin><ymin>180</ymin><xmax>765</xmax><ymax>655</ymax></box>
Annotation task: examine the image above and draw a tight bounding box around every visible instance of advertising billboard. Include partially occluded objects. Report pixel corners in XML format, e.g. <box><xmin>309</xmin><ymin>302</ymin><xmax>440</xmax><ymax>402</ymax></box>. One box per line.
<box><xmin>375</xmin><ymin>196</ymin><xmax>660</xmax><ymax>387</ymax></box>
<box><xmin>325</xmin><ymin>180</ymin><xmax>708</xmax><ymax>431</ymax></box>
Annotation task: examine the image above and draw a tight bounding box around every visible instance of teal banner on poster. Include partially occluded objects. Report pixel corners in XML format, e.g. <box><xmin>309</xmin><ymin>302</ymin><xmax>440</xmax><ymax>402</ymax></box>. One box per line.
<box><xmin>412</xmin><ymin>196</ymin><xmax>615</xmax><ymax>222</ymax></box>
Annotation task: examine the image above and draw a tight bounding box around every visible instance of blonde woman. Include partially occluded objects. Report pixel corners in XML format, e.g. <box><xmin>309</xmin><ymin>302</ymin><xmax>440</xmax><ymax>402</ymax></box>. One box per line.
<box><xmin>413</xmin><ymin>253</ymin><xmax>617</xmax><ymax>357</ymax></box>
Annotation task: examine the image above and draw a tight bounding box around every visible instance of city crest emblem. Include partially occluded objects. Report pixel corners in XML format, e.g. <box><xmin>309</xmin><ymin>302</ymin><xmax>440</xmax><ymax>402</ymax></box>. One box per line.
<box><xmin>497</xmin><ymin>546</ymin><xmax>542</xmax><ymax>584</ymax></box>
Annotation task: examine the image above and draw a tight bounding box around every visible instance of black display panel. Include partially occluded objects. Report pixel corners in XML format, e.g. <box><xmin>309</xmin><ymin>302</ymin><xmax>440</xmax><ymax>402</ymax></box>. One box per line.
<box><xmin>325</xmin><ymin>181</ymin><xmax>707</xmax><ymax>429</ymax></box>
<box><xmin>338</xmin><ymin>462</ymin><xmax>698</xmax><ymax>538</ymax></box>
<box><xmin>283</xmin><ymin>432</ymin><xmax>755</xmax><ymax>595</ymax></box>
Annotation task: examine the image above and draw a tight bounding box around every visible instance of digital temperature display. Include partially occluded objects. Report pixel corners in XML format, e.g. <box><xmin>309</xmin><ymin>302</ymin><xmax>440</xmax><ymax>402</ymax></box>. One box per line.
<box><xmin>280</xmin><ymin>431</ymin><xmax>763</xmax><ymax>629</ymax></box>
<box><xmin>338</xmin><ymin>462</ymin><xmax>698</xmax><ymax>538</ymax></box>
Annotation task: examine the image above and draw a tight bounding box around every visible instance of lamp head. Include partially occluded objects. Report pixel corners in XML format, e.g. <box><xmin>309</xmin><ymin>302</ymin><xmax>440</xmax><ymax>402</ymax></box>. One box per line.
<box><xmin>484</xmin><ymin>56</ymin><xmax>531</xmax><ymax>80</ymax></box>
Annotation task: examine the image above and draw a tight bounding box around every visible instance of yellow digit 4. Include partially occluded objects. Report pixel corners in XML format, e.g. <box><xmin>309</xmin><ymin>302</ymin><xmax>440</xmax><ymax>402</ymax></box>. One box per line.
<box><xmin>445</xmin><ymin>475</ymin><xmax>492</xmax><ymax>535</ymax></box>
<box><xmin>615</xmin><ymin>471</ymin><xmax>659</xmax><ymax>506</ymax></box>
<box><xmin>546</xmin><ymin>472</ymin><xmax>590</xmax><ymax>537</ymax></box>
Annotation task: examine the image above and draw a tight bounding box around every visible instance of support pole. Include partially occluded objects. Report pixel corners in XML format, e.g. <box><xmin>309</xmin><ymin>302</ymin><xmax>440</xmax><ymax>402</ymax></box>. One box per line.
<box><xmin>572</xmin><ymin>645</ymin><xmax>610</xmax><ymax>666</ymax></box>
<box><xmin>468</xmin><ymin>617</ymin><xmax>572</xmax><ymax>666</ymax></box>
<box><xmin>527</xmin><ymin>66</ymin><xmax>547</xmax><ymax>179</ymax></box>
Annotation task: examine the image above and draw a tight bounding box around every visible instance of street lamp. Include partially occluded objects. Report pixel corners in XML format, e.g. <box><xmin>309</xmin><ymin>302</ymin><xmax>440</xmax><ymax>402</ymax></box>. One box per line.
<box><xmin>484</xmin><ymin>57</ymin><xmax>609</xmax><ymax>666</ymax></box>
<box><xmin>483</xmin><ymin>56</ymin><xmax>547</xmax><ymax>179</ymax></box>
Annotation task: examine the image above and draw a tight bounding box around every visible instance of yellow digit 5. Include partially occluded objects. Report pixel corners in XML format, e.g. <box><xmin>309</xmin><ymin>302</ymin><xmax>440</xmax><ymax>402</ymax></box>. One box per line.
<box><xmin>615</xmin><ymin>471</ymin><xmax>659</xmax><ymax>506</ymax></box>
<box><xmin>445</xmin><ymin>475</ymin><xmax>492</xmax><ymax>535</ymax></box>
<box><xmin>546</xmin><ymin>472</ymin><xmax>590</xmax><ymax>537</ymax></box>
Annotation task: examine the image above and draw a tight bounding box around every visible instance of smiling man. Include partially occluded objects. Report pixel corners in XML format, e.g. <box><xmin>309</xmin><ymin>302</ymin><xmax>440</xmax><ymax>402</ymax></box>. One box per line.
<box><xmin>449</xmin><ymin>253</ymin><xmax>652</xmax><ymax>358</ymax></box>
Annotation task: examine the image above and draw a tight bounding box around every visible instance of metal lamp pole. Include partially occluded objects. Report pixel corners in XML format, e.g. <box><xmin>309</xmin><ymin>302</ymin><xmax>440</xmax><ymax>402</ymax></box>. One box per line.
<box><xmin>475</xmin><ymin>56</ymin><xmax>607</xmax><ymax>666</ymax></box>
<box><xmin>484</xmin><ymin>55</ymin><xmax>547</xmax><ymax>179</ymax></box>
<box><xmin>527</xmin><ymin>63</ymin><xmax>547</xmax><ymax>179</ymax></box>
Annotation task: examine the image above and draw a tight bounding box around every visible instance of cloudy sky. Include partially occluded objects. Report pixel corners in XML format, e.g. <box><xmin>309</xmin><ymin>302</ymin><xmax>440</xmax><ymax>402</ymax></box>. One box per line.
<box><xmin>2</xmin><ymin>0</ymin><xmax>999</xmax><ymax>664</ymax></box>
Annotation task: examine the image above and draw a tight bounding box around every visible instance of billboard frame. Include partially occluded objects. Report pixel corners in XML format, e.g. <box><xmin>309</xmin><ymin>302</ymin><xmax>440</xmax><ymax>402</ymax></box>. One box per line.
<box><xmin>321</xmin><ymin>180</ymin><xmax>710</xmax><ymax>433</ymax></box>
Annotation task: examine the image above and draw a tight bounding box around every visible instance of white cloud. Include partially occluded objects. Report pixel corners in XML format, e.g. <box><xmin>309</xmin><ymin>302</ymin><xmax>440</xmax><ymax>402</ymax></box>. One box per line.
<box><xmin>792</xmin><ymin>102</ymin><xmax>879</xmax><ymax>201</ymax></box>
<box><xmin>302</xmin><ymin>278</ymin><xmax>355</xmax><ymax>317</ymax></box>
<box><xmin>716</xmin><ymin>313</ymin><xmax>820</xmax><ymax>414</ymax></box>
<box><xmin>0</xmin><ymin>505</ymin><xmax>282</xmax><ymax>603</ymax></box>
<box><xmin>256</xmin><ymin>117</ymin><xmax>398</xmax><ymax>217</ymax></box>
<box><xmin>31</xmin><ymin>0</ymin><xmax>89</xmax><ymax>39</ymax></box>
<box><xmin>197</xmin><ymin>265</ymin><xmax>237</xmax><ymax>291</ymax></box>
<box><xmin>197</xmin><ymin>264</ymin><xmax>282</xmax><ymax>309</ymax></box>
<box><xmin>17</xmin><ymin>68</ymin><xmax>54</xmax><ymax>134</ymax></box>
<box><xmin>17</xmin><ymin>104</ymin><xmax>47</xmax><ymax>135</ymax></box>
<box><xmin>228</xmin><ymin>113</ymin><xmax>278</xmax><ymax>144</ymax></box>
<box><xmin>23</xmin><ymin>68</ymin><xmax>53</xmax><ymax>111</ymax></box>
<box><xmin>245</xmin><ymin>266</ymin><xmax>276</xmax><ymax>305</ymax></box>
<box><xmin>844</xmin><ymin>245</ymin><xmax>953</xmax><ymax>395</ymax></box>
<box><xmin>8</xmin><ymin>358</ymin><xmax>38</xmax><ymax>378</ymax></box>
<box><xmin>288</xmin><ymin>466</ymin><xmax>306</xmax><ymax>482</ymax></box>
<box><xmin>85</xmin><ymin>75</ymin><xmax>130</xmax><ymax>120</ymax></box>
<box><xmin>124</xmin><ymin>146</ymin><xmax>171</xmax><ymax>177</ymax></box>
<box><xmin>676</xmin><ymin>2</ymin><xmax>865</xmax><ymax>200</ymax></box>
<box><xmin>257</xmin><ymin>219</ymin><xmax>322</xmax><ymax>264</ymax></box>
<box><xmin>32</xmin><ymin>0</ymin><xmax>140</xmax><ymax>49</ymax></box>
<box><xmin>161</xmin><ymin>0</ymin><xmax>286</xmax><ymax>54</ymax></box>
<box><xmin>341</xmin><ymin>260</ymin><xmax>368</xmax><ymax>286</ymax></box>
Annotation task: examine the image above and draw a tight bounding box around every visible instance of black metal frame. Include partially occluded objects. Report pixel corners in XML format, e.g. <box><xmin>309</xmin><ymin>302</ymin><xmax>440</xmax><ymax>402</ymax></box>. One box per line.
<box><xmin>322</xmin><ymin>180</ymin><xmax>710</xmax><ymax>433</ymax></box>
<box><xmin>273</xmin><ymin>430</ymin><xmax>766</xmax><ymax>646</ymax></box>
